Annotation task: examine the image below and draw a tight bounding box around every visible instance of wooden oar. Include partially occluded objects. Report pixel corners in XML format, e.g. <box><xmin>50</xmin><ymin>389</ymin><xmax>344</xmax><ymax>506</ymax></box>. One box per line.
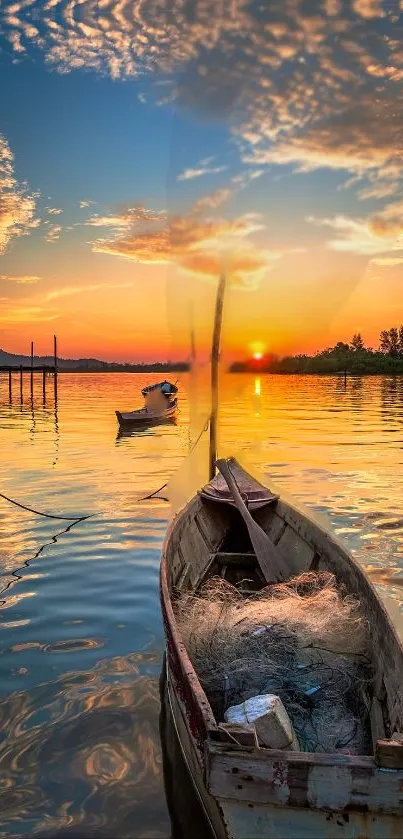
<box><xmin>215</xmin><ymin>458</ymin><xmax>289</xmax><ymax>584</ymax></box>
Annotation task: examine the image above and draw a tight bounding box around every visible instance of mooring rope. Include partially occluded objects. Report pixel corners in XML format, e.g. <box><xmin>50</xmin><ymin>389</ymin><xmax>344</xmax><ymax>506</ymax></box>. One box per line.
<box><xmin>0</xmin><ymin>492</ymin><xmax>95</xmax><ymax>522</ymax></box>
<box><xmin>0</xmin><ymin>416</ymin><xmax>211</xmax><ymax>520</ymax></box>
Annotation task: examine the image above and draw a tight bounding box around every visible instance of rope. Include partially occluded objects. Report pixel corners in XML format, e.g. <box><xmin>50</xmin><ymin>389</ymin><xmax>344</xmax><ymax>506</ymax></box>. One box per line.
<box><xmin>0</xmin><ymin>416</ymin><xmax>211</xmax><ymax>519</ymax></box>
<box><xmin>0</xmin><ymin>491</ymin><xmax>96</xmax><ymax>522</ymax></box>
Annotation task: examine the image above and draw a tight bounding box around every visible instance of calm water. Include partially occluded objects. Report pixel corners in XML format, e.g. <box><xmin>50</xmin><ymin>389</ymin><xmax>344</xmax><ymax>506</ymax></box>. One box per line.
<box><xmin>1</xmin><ymin>372</ymin><xmax>403</xmax><ymax>837</ymax></box>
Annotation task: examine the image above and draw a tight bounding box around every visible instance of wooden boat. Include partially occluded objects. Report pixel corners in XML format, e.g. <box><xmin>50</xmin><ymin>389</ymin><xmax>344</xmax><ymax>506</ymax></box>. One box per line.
<box><xmin>115</xmin><ymin>380</ymin><xmax>178</xmax><ymax>427</ymax></box>
<box><xmin>160</xmin><ymin>457</ymin><xmax>403</xmax><ymax>839</ymax></box>
<box><xmin>115</xmin><ymin>397</ymin><xmax>177</xmax><ymax>428</ymax></box>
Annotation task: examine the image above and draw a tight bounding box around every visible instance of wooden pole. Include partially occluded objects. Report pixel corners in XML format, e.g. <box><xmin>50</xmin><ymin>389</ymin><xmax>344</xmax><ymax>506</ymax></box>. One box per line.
<box><xmin>209</xmin><ymin>273</ymin><xmax>226</xmax><ymax>481</ymax></box>
<box><xmin>43</xmin><ymin>368</ymin><xmax>46</xmax><ymax>402</ymax></box>
<box><xmin>30</xmin><ymin>341</ymin><xmax>34</xmax><ymax>395</ymax></box>
<box><xmin>8</xmin><ymin>369</ymin><xmax>12</xmax><ymax>402</ymax></box>
<box><xmin>53</xmin><ymin>334</ymin><xmax>58</xmax><ymax>402</ymax></box>
<box><xmin>20</xmin><ymin>365</ymin><xmax>23</xmax><ymax>401</ymax></box>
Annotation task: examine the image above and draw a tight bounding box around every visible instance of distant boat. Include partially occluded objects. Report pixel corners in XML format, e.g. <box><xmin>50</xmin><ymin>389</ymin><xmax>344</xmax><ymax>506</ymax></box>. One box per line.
<box><xmin>115</xmin><ymin>380</ymin><xmax>178</xmax><ymax>428</ymax></box>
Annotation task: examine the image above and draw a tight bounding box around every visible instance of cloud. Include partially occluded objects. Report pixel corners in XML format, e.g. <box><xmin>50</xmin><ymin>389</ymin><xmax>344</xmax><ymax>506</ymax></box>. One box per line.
<box><xmin>370</xmin><ymin>257</ymin><xmax>403</xmax><ymax>266</ymax></box>
<box><xmin>307</xmin><ymin>211</ymin><xmax>403</xmax><ymax>255</ymax></box>
<box><xmin>45</xmin><ymin>281</ymin><xmax>133</xmax><ymax>301</ymax></box>
<box><xmin>0</xmin><ymin>133</ymin><xmax>37</xmax><ymax>254</ymax></box>
<box><xmin>0</xmin><ymin>305</ymin><xmax>59</xmax><ymax>325</ymax></box>
<box><xmin>79</xmin><ymin>200</ymin><xmax>94</xmax><ymax>208</ymax></box>
<box><xmin>46</xmin><ymin>207</ymin><xmax>63</xmax><ymax>215</ymax></box>
<box><xmin>178</xmin><ymin>163</ymin><xmax>228</xmax><ymax>181</ymax></box>
<box><xmin>91</xmin><ymin>191</ymin><xmax>279</xmax><ymax>289</ymax></box>
<box><xmin>352</xmin><ymin>0</ymin><xmax>384</xmax><ymax>19</ymax></box>
<box><xmin>0</xmin><ymin>274</ymin><xmax>41</xmax><ymax>284</ymax></box>
<box><xmin>368</xmin><ymin>199</ymin><xmax>403</xmax><ymax>238</ymax></box>
<box><xmin>358</xmin><ymin>182</ymin><xmax>400</xmax><ymax>201</ymax></box>
<box><xmin>45</xmin><ymin>224</ymin><xmax>62</xmax><ymax>243</ymax></box>
<box><xmin>83</xmin><ymin>206</ymin><xmax>163</xmax><ymax>228</ymax></box>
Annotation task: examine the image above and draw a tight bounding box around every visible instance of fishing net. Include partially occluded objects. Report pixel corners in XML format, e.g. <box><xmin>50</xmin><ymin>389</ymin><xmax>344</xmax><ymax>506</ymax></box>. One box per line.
<box><xmin>175</xmin><ymin>572</ymin><xmax>373</xmax><ymax>754</ymax></box>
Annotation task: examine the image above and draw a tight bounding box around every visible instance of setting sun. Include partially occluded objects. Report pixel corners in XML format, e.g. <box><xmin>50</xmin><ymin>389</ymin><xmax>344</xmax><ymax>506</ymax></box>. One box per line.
<box><xmin>250</xmin><ymin>342</ymin><xmax>266</xmax><ymax>360</ymax></box>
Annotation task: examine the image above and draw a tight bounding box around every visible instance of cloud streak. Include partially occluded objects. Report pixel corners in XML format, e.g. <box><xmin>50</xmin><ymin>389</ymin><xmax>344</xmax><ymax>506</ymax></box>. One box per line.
<box><xmin>178</xmin><ymin>162</ymin><xmax>228</xmax><ymax>181</ymax></box>
<box><xmin>45</xmin><ymin>281</ymin><xmax>133</xmax><ymax>301</ymax></box>
<box><xmin>90</xmin><ymin>190</ymin><xmax>281</xmax><ymax>290</ymax></box>
<box><xmin>0</xmin><ymin>134</ymin><xmax>37</xmax><ymax>255</ymax></box>
<box><xmin>0</xmin><ymin>274</ymin><xmax>41</xmax><ymax>284</ymax></box>
<box><xmin>307</xmin><ymin>205</ymin><xmax>403</xmax><ymax>256</ymax></box>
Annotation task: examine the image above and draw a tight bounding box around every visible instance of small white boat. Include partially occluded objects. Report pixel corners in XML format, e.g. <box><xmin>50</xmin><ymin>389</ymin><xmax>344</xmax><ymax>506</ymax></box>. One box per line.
<box><xmin>115</xmin><ymin>381</ymin><xmax>178</xmax><ymax>428</ymax></box>
<box><xmin>115</xmin><ymin>397</ymin><xmax>177</xmax><ymax>428</ymax></box>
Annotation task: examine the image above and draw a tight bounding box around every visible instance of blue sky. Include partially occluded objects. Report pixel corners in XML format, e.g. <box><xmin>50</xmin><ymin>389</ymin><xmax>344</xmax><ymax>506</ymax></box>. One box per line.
<box><xmin>0</xmin><ymin>0</ymin><xmax>403</xmax><ymax>360</ymax></box>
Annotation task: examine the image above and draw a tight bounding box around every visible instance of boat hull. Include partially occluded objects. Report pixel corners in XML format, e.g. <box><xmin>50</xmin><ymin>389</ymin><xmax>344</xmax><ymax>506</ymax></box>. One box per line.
<box><xmin>160</xmin><ymin>461</ymin><xmax>403</xmax><ymax>839</ymax></box>
<box><xmin>165</xmin><ymin>660</ymin><xmax>403</xmax><ymax>839</ymax></box>
<box><xmin>115</xmin><ymin>398</ymin><xmax>177</xmax><ymax>427</ymax></box>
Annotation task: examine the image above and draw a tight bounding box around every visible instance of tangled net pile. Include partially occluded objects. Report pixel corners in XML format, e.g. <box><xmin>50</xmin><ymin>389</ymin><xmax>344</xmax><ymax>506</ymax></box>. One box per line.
<box><xmin>175</xmin><ymin>572</ymin><xmax>374</xmax><ymax>754</ymax></box>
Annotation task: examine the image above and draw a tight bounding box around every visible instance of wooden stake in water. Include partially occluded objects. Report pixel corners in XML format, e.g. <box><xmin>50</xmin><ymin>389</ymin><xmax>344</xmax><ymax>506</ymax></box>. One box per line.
<box><xmin>209</xmin><ymin>273</ymin><xmax>226</xmax><ymax>481</ymax></box>
<box><xmin>54</xmin><ymin>334</ymin><xmax>58</xmax><ymax>401</ymax></box>
<box><xmin>30</xmin><ymin>341</ymin><xmax>34</xmax><ymax>395</ymax></box>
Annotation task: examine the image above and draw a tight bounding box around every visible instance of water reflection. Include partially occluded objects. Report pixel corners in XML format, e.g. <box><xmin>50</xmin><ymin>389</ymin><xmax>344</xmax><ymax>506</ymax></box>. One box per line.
<box><xmin>381</xmin><ymin>376</ymin><xmax>403</xmax><ymax>414</ymax></box>
<box><xmin>115</xmin><ymin>417</ymin><xmax>177</xmax><ymax>445</ymax></box>
<box><xmin>0</xmin><ymin>653</ymin><xmax>169</xmax><ymax>839</ymax></box>
<box><xmin>1</xmin><ymin>373</ymin><xmax>403</xmax><ymax>837</ymax></box>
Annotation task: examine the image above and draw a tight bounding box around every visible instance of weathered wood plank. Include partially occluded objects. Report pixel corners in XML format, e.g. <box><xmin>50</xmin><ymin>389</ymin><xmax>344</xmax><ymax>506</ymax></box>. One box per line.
<box><xmin>375</xmin><ymin>735</ymin><xmax>403</xmax><ymax>769</ymax></box>
<box><xmin>254</xmin><ymin>509</ymin><xmax>287</xmax><ymax>544</ymax></box>
<box><xmin>179</xmin><ymin>516</ymin><xmax>213</xmax><ymax>587</ymax></box>
<box><xmin>220</xmin><ymin>800</ymin><xmax>402</xmax><ymax>839</ymax></box>
<box><xmin>196</xmin><ymin>499</ymin><xmax>229</xmax><ymax>549</ymax></box>
<box><xmin>276</xmin><ymin>525</ymin><xmax>316</xmax><ymax>575</ymax></box>
<box><xmin>216</xmin><ymin>723</ymin><xmax>259</xmax><ymax>748</ymax></box>
<box><xmin>371</xmin><ymin>698</ymin><xmax>386</xmax><ymax>753</ymax></box>
<box><xmin>207</xmin><ymin>747</ymin><xmax>403</xmax><ymax>814</ymax></box>
<box><xmin>165</xmin><ymin>673</ymin><xmax>226</xmax><ymax>839</ymax></box>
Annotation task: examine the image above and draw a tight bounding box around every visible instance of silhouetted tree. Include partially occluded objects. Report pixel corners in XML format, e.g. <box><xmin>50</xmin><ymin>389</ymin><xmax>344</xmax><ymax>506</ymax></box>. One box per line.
<box><xmin>389</xmin><ymin>327</ymin><xmax>400</xmax><ymax>356</ymax></box>
<box><xmin>380</xmin><ymin>329</ymin><xmax>391</xmax><ymax>354</ymax></box>
<box><xmin>380</xmin><ymin>327</ymin><xmax>402</xmax><ymax>356</ymax></box>
<box><xmin>351</xmin><ymin>333</ymin><xmax>364</xmax><ymax>351</ymax></box>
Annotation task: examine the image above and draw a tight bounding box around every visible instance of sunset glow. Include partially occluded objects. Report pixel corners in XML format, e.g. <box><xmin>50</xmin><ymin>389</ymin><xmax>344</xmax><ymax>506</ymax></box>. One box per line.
<box><xmin>1</xmin><ymin>2</ymin><xmax>403</xmax><ymax>361</ymax></box>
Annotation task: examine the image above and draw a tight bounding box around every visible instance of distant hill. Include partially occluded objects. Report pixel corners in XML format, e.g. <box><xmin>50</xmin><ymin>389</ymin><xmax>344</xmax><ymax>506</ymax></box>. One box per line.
<box><xmin>0</xmin><ymin>349</ymin><xmax>189</xmax><ymax>373</ymax></box>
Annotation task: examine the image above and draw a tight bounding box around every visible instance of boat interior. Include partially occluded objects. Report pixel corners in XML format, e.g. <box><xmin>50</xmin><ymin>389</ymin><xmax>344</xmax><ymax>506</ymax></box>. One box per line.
<box><xmin>165</xmin><ymin>461</ymin><xmax>403</xmax><ymax>762</ymax></box>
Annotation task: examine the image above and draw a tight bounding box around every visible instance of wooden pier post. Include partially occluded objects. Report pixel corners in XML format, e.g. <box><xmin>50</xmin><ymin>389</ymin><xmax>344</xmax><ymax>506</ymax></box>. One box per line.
<box><xmin>20</xmin><ymin>365</ymin><xmax>23</xmax><ymax>401</ymax></box>
<box><xmin>30</xmin><ymin>341</ymin><xmax>34</xmax><ymax>396</ymax></box>
<box><xmin>42</xmin><ymin>368</ymin><xmax>46</xmax><ymax>402</ymax></box>
<box><xmin>8</xmin><ymin>369</ymin><xmax>12</xmax><ymax>402</ymax></box>
<box><xmin>53</xmin><ymin>334</ymin><xmax>58</xmax><ymax>402</ymax></box>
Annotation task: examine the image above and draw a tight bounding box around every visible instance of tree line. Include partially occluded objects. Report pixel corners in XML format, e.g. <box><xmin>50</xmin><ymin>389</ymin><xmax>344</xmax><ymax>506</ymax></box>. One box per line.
<box><xmin>230</xmin><ymin>327</ymin><xmax>403</xmax><ymax>374</ymax></box>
